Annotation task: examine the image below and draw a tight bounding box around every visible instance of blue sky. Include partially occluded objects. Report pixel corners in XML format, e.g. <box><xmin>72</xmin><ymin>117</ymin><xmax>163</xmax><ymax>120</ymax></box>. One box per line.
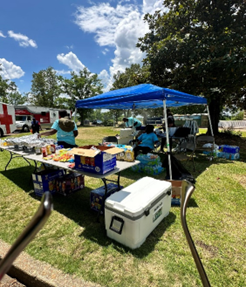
<box><xmin>0</xmin><ymin>0</ymin><xmax>164</xmax><ymax>95</ymax></box>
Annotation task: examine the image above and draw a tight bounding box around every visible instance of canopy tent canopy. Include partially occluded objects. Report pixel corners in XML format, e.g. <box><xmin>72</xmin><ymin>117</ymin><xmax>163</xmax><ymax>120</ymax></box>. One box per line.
<box><xmin>75</xmin><ymin>84</ymin><xmax>207</xmax><ymax>110</ymax></box>
<box><xmin>75</xmin><ymin>84</ymin><xmax>211</xmax><ymax>181</ymax></box>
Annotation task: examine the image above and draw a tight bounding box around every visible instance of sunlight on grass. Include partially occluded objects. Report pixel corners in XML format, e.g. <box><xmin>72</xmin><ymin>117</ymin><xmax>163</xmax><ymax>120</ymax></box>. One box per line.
<box><xmin>0</xmin><ymin>126</ymin><xmax>246</xmax><ymax>287</ymax></box>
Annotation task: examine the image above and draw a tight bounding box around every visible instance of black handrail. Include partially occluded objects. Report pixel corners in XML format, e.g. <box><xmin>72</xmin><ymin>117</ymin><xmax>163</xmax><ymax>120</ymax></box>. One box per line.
<box><xmin>0</xmin><ymin>192</ymin><xmax>53</xmax><ymax>280</ymax></box>
<box><xmin>180</xmin><ymin>180</ymin><xmax>211</xmax><ymax>287</ymax></box>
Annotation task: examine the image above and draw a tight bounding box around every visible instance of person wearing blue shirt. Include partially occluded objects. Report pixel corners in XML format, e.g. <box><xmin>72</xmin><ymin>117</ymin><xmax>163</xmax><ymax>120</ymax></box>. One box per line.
<box><xmin>133</xmin><ymin>125</ymin><xmax>159</xmax><ymax>159</ymax></box>
<box><xmin>39</xmin><ymin>110</ymin><xmax>78</xmax><ymax>148</ymax></box>
<box><xmin>123</xmin><ymin>117</ymin><xmax>142</xmax><ymax>130</ymax></box>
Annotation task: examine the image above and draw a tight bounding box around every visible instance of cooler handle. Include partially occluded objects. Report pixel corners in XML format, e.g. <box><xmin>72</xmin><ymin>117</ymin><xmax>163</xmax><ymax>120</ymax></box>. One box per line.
<box><xmin>109</xmin><ymin>216</ymin><xmax>124</xmax><ymax>234</ymax></box>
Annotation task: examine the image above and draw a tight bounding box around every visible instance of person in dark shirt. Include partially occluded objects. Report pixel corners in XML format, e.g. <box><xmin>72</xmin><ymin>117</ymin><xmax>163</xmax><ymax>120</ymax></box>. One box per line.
<box><xmin>31</xmin><ymin>118</ymin><xmax>42</xmax><ymax>134</ymax></box>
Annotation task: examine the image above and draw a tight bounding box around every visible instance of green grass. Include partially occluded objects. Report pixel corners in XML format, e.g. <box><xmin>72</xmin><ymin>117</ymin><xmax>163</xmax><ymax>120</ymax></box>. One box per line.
<box><xmin>0</xmin><ymin>127</ymin><xmax>246</xmax><ymax>287</ymax></box>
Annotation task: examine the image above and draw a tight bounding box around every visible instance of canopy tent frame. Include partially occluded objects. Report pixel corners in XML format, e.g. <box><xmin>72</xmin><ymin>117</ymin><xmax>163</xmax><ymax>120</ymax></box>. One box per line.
<box><xmin>74</xmin><ymin>84</ymin><xmax>213</xmax><ymax>180</ymax></box>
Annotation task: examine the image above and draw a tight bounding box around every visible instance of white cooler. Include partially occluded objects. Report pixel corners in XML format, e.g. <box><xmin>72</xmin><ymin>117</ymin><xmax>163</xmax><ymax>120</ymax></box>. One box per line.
<box><xmin>105</xmin><ymin>177</ymin><xmax>172</xmax><ymax>249</ymax></box>
<box><xmin>120</xmin><ymin>128</ymin><xmax>133</xmax><ymax>138</ymax></box>
<box><xmin>118</xmin><ymin>128</ymin><xmax>134</xmax><ymax>144</ymax></box>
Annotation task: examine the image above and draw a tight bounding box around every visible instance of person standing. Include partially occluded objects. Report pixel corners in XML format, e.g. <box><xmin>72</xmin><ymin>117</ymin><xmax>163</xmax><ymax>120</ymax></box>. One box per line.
<box><xmin>39</xmin><ymin>110</ymin><xmax>78</xmax><ymax>148</ymax></box>
<box><xmin>31</xmin><ymin>117</ymin><xmax>42</xmax><ymax>134</ymax></box>
<box><xmin>123</xmin><ymin>117</ymin><xmax>142</xmax><ymax>130</ymax></box>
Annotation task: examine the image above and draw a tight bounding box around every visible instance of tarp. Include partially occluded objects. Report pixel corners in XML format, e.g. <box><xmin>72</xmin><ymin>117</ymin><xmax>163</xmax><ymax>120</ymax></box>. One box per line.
<box><xmin>75</xmin><ymin>84</ymin><xmax>207</xmax><ymax>110</ymax></box>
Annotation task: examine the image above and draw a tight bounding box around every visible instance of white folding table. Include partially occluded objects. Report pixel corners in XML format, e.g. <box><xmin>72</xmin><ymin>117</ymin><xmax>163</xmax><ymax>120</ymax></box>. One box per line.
<box><xmin>24</xmin><ymin>153</ymin><xmax>140</xmax><ymax>219</ymax></box>
<box><xmin>0</xmin><ymin>146</ymin><xmax>33</xmax><ymax>171</ymax></box>
<box><xmin>1</xmin><ymin>146</ymin><xmax>140</xmax><ymax>219</ymax></box>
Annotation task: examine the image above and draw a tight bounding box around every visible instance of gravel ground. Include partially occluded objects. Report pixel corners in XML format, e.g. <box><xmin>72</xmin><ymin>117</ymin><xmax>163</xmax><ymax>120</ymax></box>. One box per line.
<box><xmin>0</xmin><ymin>274</ymin><xmax>26</xmax><ymax>287</ymax></box>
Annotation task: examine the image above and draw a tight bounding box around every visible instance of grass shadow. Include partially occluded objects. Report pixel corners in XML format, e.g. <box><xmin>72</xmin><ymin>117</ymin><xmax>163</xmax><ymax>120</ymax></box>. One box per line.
<box><xmin>80</xmin><ymin>211</ymin><xmax>176</xmax><ymax>258</ymax></box>
<box><xmin>0</xmin><ymin>165</ymin><xmax>35</xmax><ymax>192</ymax></box>
<box><xmin>120</xmin><ymin>152</ymin><xmax>220</xmax><ymax>183</ymax></box>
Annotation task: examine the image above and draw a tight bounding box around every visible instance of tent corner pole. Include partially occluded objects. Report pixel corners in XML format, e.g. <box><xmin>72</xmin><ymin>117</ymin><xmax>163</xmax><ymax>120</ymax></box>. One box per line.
<box><xmin>163</xmin><ymin>99</ymin><xmax>172</xmax><ymax>180</ymax></box>
<box><xmin>206</xmin><ymin>105</ymin><xmax>214</xmax><ymax>137</ymax></box>
<box><xmin>74</xmin><ymin>108</ymin><xmax>77</xmax><ymax>122</ymax></box>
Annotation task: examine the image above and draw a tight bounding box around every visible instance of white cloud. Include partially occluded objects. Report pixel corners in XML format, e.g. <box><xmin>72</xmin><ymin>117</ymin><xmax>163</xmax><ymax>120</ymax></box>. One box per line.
<box><xmin>55</xmin><ymin>69</ymin><xmax>72</xmax><ymax>75</ymax></box>
<box><xmin>74</xmin><ymin>2</ymin><xmax>150</xmax><ymax>91</ymax></box>
<box><xmin>143</xmin><ymin>0</ymin><xmax>164</xmax><ymax>14</ymax></box>
<box><xmin>102</xmin><ymin>48</ymin><xmax>109</xmax><ymax>55</ymax></box>
<box><xmin>8</xmin><ymin>30</ymin><xmax>37</xmax><ymax>48</ymax></box>
<box><xmin>0</xmin><ymin>31</ymin><xmax>6</xmax><ymax>38</ymax></box>
<box><xmin>73</xmin><ymin>1</ymin><xmax>166</xmax><ymax>91</ymax></box>
<box><xmin>98</xmin><ymin>69</ymin><xmax>110</xmax><ymax>91</ymax></box>
<box><xmin>65</xmin><ymin>45</ymin><xmax>74</xmax><ymax>50</ymax></box>
<box><xmin>0</xmin><ymin>58</ymin><xmax>25</xmax><ymax>79</ymax></box>
<box><xmin>110</xmin><ymin>10</ymin><xmax>148</xmax><ymax>76</ymax></box>
<box><xmin>57</xmin><ymin>51</ymin><xmax>85</xmax><ymax>73</ymax></box>
<box><xmin>75</xmin><ymin>3</ymin><xmax>138</xmax><ymax>46</ymax></box>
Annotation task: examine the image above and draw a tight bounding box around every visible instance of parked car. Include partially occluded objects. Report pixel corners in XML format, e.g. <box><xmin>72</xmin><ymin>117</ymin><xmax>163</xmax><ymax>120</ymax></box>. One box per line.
<box><xmin>92</xmin><ymin>120</ymin><xmax>103</xmax><ymax>125</ymax></box>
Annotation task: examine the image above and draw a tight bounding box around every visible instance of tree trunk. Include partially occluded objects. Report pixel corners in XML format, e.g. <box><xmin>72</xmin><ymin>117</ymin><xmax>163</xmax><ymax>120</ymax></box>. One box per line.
<box><xmin>207</xmin><ymin>98</ymin><xmax>221</xmax><ymax>135</ymax></box>
<box><xmin>78</xmin><ymin>110</ymin><xmax>84</xmax><ymax>126</ymax></box>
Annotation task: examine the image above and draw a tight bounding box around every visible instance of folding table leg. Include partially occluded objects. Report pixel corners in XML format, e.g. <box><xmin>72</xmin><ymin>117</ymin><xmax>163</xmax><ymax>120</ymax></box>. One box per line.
<box><xmin>96</xmin><ymin>173</ymin><xmax>122</xmax><ymax>223</ymax></box>
<box><xmin>4</xmin><ymin>151</ymin><xmax>31</xmax><ymax>171</ymax></box>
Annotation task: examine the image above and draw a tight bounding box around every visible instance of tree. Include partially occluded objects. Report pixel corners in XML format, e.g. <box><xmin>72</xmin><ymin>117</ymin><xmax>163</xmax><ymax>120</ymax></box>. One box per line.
<box><xmin>30</xmin><ymin>67</ymin><xmax>62</xmax><ymax>107</ymax></box>
<box><xmin>0</xmin><ymin>73</ymin><xmax>18</xmax><ymax>104</ymax></box>
<box><xmin>60</xmin><ymin>68</ymin><xmax>103</xmax><ymax>125</ymax></box>
<box><xmin>137</xmin><ymin>0</ymin><xmax>246</xmax><ymax>134</ymax></box>
<box><xmin>8</xmin><ymin>92</ymin><xmax>27</xmax><ymax>105</ymax></box>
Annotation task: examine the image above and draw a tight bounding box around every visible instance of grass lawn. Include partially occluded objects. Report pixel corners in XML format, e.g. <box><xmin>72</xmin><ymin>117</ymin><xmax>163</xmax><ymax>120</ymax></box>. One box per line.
<box><xmin>0</xmin><ymin>127</ymin><xmax>246</xmax><ymax>287</ymax></box>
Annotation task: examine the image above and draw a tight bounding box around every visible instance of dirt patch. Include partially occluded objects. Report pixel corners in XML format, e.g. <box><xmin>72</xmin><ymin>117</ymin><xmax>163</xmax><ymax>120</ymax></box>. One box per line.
<box><xmin>195</xmin><ymin>240</ymin><xmax>218</xmax><ymax>257</ymax></box>
<box><xmin>232</xmin><ymin>175</ymin><xmax>246</xmax><ymax>189</ymax></box>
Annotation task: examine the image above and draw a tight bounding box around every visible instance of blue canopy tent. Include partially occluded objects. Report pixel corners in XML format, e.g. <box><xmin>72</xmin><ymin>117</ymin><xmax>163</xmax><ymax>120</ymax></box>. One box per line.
<box><xmin>75</xmin><ymin>84</ymin><xmax>213</xmax><ymax>179</ymax></box>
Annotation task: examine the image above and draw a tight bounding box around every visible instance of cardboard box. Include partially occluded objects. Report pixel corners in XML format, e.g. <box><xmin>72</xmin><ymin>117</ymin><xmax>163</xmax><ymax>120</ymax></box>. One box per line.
<box><xmin>72</xmin><ymin>145</ymin><xmax>124</xmax><ymax>174</ymax></box>
<box><xmin>32</xmin><ymin>169</ymin><xmax>65</xmax><ymax>197</ymax></box>
<box><xmin>167</xmin><ymin>180</ymin><xmax>183</xmax><ymax>206</ymax></box>
<box><xmin>90</xmin><ymin>183</ymin><xmax>123</xmax><ymax>214</ymax></box>
<box><xmin>55</xmin><ymin>173</ymin><xmax>84</xmax><ymax>196</ymax></box>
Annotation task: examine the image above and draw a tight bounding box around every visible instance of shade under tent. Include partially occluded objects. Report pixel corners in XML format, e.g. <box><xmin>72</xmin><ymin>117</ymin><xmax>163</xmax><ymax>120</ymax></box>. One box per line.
<box><xmin>75</xmin><ymin>84</ymin><xmax>212</xmax><ymax>179</ymax></box>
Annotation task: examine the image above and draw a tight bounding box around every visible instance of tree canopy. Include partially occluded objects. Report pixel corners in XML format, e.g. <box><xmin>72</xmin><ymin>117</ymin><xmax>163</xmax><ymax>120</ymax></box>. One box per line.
<box><xmin>60</xmin><ymin>68</ymin><xmax>103</xmax><ymax>125</ymax></box>
<box><xmin>137</xmin><ymin>0</ymin><xmax>246</xmax><ymax>134</ymax></box>
<box><xmin>30</xmin><ymin>67</ymin><xmax>61</xmax><ymax>107</ymax></box>
<box><xmin>0</xmin><ymin>65</ymin><xmax>20</xmax><ymax>104</ymax></box>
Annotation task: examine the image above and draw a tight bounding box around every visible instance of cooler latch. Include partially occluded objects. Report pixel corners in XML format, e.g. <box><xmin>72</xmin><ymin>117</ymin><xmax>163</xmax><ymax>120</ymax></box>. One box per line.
<box><xmin>109</xmin><ymin>216</ymin><xmax>124</xmax><ymax>234</ymax></box>
<box><xmin>144</xmin><ymin>209</ymin><xmax>150</xmax><ymax>216</ymax></box>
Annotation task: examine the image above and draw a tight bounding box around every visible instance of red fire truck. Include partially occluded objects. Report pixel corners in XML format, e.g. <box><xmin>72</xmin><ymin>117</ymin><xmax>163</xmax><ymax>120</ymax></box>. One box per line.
<box><xmin>0</xmin><ymin>102</ymin><xmax>16</xmax><ymax>137</ymax></box>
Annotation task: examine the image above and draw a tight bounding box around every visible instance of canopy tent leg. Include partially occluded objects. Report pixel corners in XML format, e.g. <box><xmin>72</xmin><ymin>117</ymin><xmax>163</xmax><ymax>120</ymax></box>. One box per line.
<box><xmin>206</xmin><ymin>105</ymin><xmax>214</xmax><ymax>137</ymax></box>
<box><xmin>163</xmin><ymin>99</ymin><xmax>172</xmax><ymax>180</ymax></box>
<box><xmin>73</xmin><ymin>108</ymin><xmax>77</xmax><ymax>122</ymax></box>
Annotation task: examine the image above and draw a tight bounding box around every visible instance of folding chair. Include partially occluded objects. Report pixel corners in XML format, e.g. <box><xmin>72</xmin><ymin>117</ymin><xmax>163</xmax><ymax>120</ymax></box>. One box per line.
<box><xmin>190</xmin><ymin>134</ymin><xmax>215</xmax><ymax>170</ymax></box>
<box><xmin>172</xmin><ymin>127</ymin><xmax>192</xmax><ymax>152</ymax></box>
